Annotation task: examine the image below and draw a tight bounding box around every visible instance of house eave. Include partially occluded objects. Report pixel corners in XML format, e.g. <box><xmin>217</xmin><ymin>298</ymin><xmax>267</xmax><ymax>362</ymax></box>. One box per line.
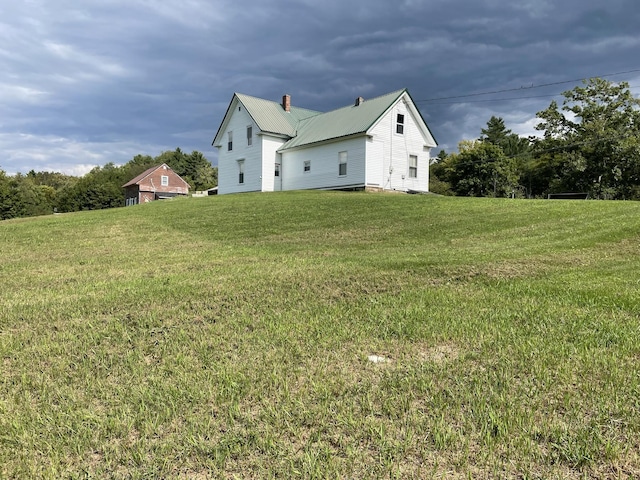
<box><xmin>258</xmin><ymin>131</ymin><xmax>292</xmax><ymax>140</ymax></box>
<box><xmin>277</xmin><ymin>132</ymin><xmax>367</xmax><ymax>153</ymax></box>
<box><xmin>212</xmin><ymin>94</ymin><xmax>240</xmax><ymax>146</ymax></box>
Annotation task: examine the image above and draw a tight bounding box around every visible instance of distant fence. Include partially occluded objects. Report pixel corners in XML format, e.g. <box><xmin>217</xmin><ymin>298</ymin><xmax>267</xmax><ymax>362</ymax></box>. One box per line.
<box><xmin>192</xmin><ymin>188</ymin><xmax>218</xmax><ymax>197</ymax></box>
<box><xmin>547</xmin><ymin>193</ymin><xmax>589</xmax><ymax>200</ymax></box>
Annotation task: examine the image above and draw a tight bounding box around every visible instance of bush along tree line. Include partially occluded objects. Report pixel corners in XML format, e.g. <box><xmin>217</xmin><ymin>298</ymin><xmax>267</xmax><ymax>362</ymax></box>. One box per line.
<box><xmin>430</xmin><ymin>78</ymin><xmax>640</xmax><ymax>199</ymax></box>
<box><xmin>0</xmin><ymin>149</ymin><xmax>217</xmax><ymax>220</ymax></box>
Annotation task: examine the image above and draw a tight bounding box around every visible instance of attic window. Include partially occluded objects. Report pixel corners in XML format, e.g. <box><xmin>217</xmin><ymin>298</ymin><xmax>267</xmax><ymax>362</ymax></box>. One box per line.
<box><xmin>247</xmin><ymin>126</ymin><xmax>252</xmax><ymax>146</ymax></box>
<box><xmin>396</xmin><ymin>114</ymin><xmax>405</xmax><ymax>134</ymax></box>
<box><xmin>228</xmin><ymin>131</ymin><xmax>233</xmax><ymax>151</ymax></box>
<box><xmin>161</xmin><ymin>175</ymin><xmax>169</xmax><ymax>186</ymax></box>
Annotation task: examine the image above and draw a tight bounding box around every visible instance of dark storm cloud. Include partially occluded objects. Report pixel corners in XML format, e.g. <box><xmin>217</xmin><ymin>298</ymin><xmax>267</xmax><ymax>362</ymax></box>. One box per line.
<box><xmin>1</xmin><ymin>0</ymin><xmax>639</xmax><ymax>174</ymax></box>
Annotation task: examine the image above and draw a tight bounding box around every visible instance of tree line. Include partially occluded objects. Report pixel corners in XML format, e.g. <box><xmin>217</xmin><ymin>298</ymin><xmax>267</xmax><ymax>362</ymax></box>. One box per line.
<box><xmin>3</xmin><ymin>79</ymin><xmax>638</xmax><ymax>221</ymax></box>
<box><xmin>0</xmin><ymin>149</ymin><xmax>217</xmax><ymax>220</ymax></box>
<box><xmin>430</xmin><ymin>78</ymin><xmax>640</xmax><ymax>199</ymax></box>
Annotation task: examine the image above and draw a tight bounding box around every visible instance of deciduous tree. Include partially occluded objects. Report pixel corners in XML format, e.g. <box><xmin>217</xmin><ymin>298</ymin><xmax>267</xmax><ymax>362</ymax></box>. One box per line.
<box><xmin>534</xmin><ymin>78</ymin><xmax>640</xmax><ymax>199</ymax></box>
<box><xmin>442</xmin><ymin>140</ymin><xmax>520</xmax><ymax>197</ymax></box>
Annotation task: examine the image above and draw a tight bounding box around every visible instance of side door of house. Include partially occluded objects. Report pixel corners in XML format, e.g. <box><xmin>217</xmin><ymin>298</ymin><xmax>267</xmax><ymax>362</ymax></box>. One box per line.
<box><xmin>274</xmin><ymin>162</ymin><xmax>282</xmax><ymax>191</ymax></box>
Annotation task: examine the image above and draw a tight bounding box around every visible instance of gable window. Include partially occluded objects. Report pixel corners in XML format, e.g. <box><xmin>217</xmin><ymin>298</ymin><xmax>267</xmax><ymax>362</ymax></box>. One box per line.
<box><xmin>161</xmin><ymin>175</ymin><xmax>169</xmax><ymax>186</ymax></box>
<box><xmin>238</xmin><ymin>160</ymin><xmax>244</xmax><ymax>184</ymax></box>
<box><xmin>247</xmin><ymin>126</ymin><xmax>252</xmax><ymax>146</ymax></box>
<box><xmin>338</xmin><ymin>151</ymin><xmax>347</xmax><ymax>176</ymax></box>
<box><xmin>304</xmin><ymin>160</ymin><xmax>310</xmax><ymax>172</ymax></box>
<box><xmin>409</xmin><ymin>155</ymin><xmax>418</xmax><ymax>178</ymax></box>
<box><xmin>396</xmin><ymin>114</ymin><xmax>405</xmax><ymax>134</ymax></box>
<box><xmin>228</xmin><ymin>131</ymin><xmax>233</xmax><ymax>151</ymax></box>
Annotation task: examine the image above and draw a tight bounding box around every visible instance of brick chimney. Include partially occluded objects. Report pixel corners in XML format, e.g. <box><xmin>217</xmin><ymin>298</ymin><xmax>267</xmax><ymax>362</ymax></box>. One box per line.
<box><xmin>282</xmin><ymin>94</ymin><xmax>291</xmax><ymax>112</ymax></box>
<box><xmin>355</xmin><ymin>96</ymin><xmax>364</xmax><ymax>106</ymax></box>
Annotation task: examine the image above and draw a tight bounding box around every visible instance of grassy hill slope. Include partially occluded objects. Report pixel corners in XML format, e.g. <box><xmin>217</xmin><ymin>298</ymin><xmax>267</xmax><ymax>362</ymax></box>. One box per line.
<box><xmin>1</xmin><ymin>191</ymin><xmax>639</xmax><ymax>478</ymax></box>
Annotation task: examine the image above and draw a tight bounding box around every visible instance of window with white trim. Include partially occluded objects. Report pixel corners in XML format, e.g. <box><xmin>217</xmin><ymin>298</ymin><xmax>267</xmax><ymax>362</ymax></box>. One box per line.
<box><xmin>338</xmin><ymin>151</ymin><xmax>347</xmax><ymax>176</ymax></box>
<box><xmin>161</xmin><ymin>175</ymin><xmax>169</xmax><ymax>186</ymax></box>
<box><xmin>409</xmin><ymin>155</ymin><xmax>418</xmax><ymax>178</ymax></box>
<box><xmin>275</xmin><ymin>163</ymin><xmax>280</xmax><ymax>177</ymax></box>
<box><xmin>304</xmin><ymin>160</ymin><xmax>310</xmax><ymax>172</ymax></box>
<box><xmin>228</xmin><ymin>131</ymin><xmax>233</xmax><ymax>151</ymax></box>
<box><xmin>238</xmin><ymin>160</ymin><xmax>244</xmax><ymax>184</ymax></box>
<box><xmin>396</xmin><ymin>113</ymin><xmax>404</xmax><ymax>134</ymax></box>
<box><xmin>247</xmin><ymin>126</ymin><xmax>252</xmax><ymax>146</ymax></box>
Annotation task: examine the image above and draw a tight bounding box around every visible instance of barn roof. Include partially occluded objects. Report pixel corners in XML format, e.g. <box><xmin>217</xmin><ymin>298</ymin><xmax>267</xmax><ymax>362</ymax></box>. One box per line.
<box><xmin>122</xmin><ymin>165</ymin><xmax>162</xmax><ymax>187</ymax></box>
<box><xmin>122</xmin><ymin>163</ymin><xmax>190</xmax><ymax>188</ymax></box>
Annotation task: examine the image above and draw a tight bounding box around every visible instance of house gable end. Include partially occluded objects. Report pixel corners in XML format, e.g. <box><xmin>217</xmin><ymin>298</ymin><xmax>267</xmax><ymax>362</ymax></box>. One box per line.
<box><xmin>123</xmin><ymin>164</ymin><xmax>190</xmax><ymax>190</ymax></box>
<box><xmin>213</xmin><ymin>93</ymin><xmax>322</xmax><ymax>148</ymax></box>
<box><xmin>366</xmin><ymin>90</ymin><xmax>437</xmax><ymax>148</ymax></box>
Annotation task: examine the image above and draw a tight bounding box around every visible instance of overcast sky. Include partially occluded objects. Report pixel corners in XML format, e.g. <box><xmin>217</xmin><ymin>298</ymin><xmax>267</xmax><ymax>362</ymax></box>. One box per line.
<box><xmin>1</xmin><ymin>0</ymin><xmax>639</xmax><ymax>175</ymax></box>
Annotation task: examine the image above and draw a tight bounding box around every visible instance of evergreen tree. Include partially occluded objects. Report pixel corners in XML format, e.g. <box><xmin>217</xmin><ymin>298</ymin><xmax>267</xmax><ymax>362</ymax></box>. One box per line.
<box><xmin>480</xmin><ymin>116</ymin><xmax>531</xmax><ymax>157</ymax></box>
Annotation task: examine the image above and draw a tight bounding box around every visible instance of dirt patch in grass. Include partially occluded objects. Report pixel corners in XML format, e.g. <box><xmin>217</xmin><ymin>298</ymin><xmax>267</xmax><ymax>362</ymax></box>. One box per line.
<box><xmin>363</xmin><ymin>340</ymin><xmax>462</xmax><ymax>366</ymax></box>
<box><xmin>416</xmin><ymin>343</ymin><xmax>461</xmax><ymax>364</ymax></box>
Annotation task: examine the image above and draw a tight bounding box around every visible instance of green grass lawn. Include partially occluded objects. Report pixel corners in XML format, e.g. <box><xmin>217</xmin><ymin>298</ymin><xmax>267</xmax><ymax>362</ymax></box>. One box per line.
<box><xmin>1</xmin><ymin>191</ymin><xmax>639</xmax><ymax>479</ymax></box>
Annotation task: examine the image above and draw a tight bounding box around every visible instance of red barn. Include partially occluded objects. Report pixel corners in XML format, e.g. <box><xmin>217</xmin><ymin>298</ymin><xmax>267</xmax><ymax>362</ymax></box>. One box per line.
<box><xmin>122</xmin><ymin>164</ymin><xmax>190</xmax><ymax>206</ymax></box>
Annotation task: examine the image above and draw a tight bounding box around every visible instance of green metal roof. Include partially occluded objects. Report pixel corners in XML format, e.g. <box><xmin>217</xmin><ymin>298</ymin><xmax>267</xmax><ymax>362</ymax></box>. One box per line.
<box><xmin>279</xmin><ymin>89</ymin><xmax>406</xmax><ymax>151</ymax></box>
<box><xmin>214</xmin><ymin>88</ymin><xmax>437</xmax><ymax>150</ymax></box>
<box><xmin>235</xmin><ymin>93</ymin><xmax>320</xmax><ymax>137</ymax></box>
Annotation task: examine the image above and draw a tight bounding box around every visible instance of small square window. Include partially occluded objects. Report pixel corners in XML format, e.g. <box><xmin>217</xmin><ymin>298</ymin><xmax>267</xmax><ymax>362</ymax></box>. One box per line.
<box><xmin>396</xmin><ymin>114</ymin><xmax>404</xmax><ymax>134</ymax></box>
<box><xmin>304</xmin><ymin>160</ymin><xmax>310</xmax><ymax>172</ymax></box>
<box><xmin>161</xmin><ymin>175</ymin><xmax>169</xmax><ymax>186</ymax></box>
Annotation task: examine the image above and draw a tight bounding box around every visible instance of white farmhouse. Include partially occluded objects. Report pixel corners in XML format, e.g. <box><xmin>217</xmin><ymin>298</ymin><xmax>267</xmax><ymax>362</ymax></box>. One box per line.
<box><xmin>212</xmin><ymin>89</ymin><xmax>437</xmax><ymax>194</ymax></box>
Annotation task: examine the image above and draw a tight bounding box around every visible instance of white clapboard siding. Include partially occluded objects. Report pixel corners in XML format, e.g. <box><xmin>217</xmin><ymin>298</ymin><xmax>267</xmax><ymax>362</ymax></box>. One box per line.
<box><xmin>368</xmin><ymin>95</ymin><xmax>432</xmax><ymax>192</ymax></box>
<box><xmin>280</xmin><ymin>137</ymin><xmax>366</xmax><ymax>191</ymax></box>
<box><xmin>260</xmin><ymin>135</ymin><xmax>286</xmax><ymax>192</ymax></box>
<box><xmin>217</xmin><ymin>102</ymin><xmax>262</xmax><ymax>194</ymax></box>
<box><xmin>365</xmin><ymin>137</ymin><xmax>385</xmax><ymax>188</ymax></box>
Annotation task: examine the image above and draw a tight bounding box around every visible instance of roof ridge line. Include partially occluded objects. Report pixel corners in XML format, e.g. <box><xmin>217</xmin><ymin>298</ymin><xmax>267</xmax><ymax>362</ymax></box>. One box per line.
<box><xmin>313</xmin><ymin>88</ymin><xmax>407</xmax><ymax>116</ymax></box>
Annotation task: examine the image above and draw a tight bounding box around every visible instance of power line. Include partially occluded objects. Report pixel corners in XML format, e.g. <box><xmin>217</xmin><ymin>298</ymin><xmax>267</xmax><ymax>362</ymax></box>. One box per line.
<box><xmin>416</xmin><ymin>68</ymin><xmax>640</xmax><ymax>103</ymax></box>
<box><xmin>426</xmin><ymin>93</ymin><xmax>562</xmax><ymax>105</ymax></box>
<box><xmin>425</xmin><ymin>83</ymin><xmax>640</xmax><ymax>105</ymax></box>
